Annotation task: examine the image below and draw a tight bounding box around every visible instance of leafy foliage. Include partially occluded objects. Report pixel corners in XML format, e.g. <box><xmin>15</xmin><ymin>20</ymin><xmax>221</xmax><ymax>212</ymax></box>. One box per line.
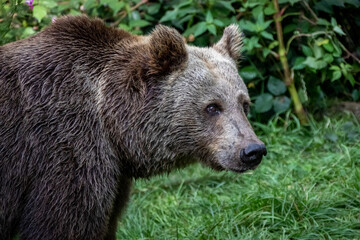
<box><xmin>1</xmin><ymin>0</ymin><xmax>359</xmax><ymax>122</ymax></box>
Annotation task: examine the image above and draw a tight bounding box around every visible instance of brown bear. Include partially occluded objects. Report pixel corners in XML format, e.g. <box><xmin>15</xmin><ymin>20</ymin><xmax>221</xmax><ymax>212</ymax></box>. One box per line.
<box><xmin>0</xmin><ymin>16</ymin><xmax>266</xmax><ymax>240</ymax></box>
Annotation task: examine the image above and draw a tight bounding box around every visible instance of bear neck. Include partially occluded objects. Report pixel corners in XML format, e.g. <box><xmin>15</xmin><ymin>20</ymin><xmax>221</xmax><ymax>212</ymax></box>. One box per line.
<box><xmin>96</xmin><ymin>61</ymin><xmax>195</xmax><ymax>178</ymax></box>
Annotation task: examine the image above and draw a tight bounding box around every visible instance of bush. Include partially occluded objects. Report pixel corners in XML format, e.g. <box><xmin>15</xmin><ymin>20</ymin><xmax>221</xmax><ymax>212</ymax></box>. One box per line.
<box><xmin>1</xmin><ymin>0</ymin><xmax>359</xmax><ymax>123</ymax></box>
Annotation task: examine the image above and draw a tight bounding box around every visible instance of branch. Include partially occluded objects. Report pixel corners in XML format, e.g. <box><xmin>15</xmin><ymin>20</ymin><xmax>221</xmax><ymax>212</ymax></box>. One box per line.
<box><xmin>302</xmin><ymin>1</ymin><xmax>318</xmax><ymax>22</ymax></box>
<box><xmin>339</xmin><ymin>42</ymin><xmax>360</xmax><ymax>64</ymax></box>
<box><xmin>286</xmin><ymin>31</ymin><xmax>331</xmax><ymax>53</ymax></box>
<box><xmin>131</xmin><ymin>0</ymin><xmax>149</xmax><ymax>11</ymax></box>
<box><xmin>273</xmin><ymin>0</ymin><xmax>308</xmax><ymax>125</ymax></box>
<box><xmin>300</xmin><ymin>13</ymin><xmax>317</xmax><ymax>25</ymax></box>
<box><xmin>110</xmin><ymin>0</ymin><xmax>149</xmax><ymax>27</ymax></box>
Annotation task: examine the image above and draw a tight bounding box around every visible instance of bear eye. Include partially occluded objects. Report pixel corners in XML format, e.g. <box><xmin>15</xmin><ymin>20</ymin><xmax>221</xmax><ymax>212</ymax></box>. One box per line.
<box><xmin>243</xmin><ymin>102</ymin><xmax>250</xmax><ymax>115</ymax></box>
<box><xmin>206</xmin><ymin>104</ymin><xmax>221</xmax><ymax>116</ymax></box>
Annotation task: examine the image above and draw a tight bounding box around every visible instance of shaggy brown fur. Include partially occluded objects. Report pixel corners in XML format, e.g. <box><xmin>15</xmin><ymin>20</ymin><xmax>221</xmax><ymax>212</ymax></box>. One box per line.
<box><xmin>0</xmin><ymin>16</ymin><xmax>265</xmax><ymax>240</ymax></box>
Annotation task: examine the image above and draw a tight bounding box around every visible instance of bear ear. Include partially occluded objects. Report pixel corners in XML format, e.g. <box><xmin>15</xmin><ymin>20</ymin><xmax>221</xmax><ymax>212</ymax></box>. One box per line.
<box><xmin>146</xmin><ymin>25</ymin><xmax>188</xmax><ymax>77</ymax></box>
<box><xmin>213</xmin><ymin>24</ymin><xmax>243</xmax><ymax>62</ymax></box>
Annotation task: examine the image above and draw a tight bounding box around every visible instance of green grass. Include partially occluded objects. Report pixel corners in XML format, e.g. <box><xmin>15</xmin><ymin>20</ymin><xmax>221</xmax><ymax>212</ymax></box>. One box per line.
<box><xmin>117</xmin><ymin>114</ymin><xmax>360</xmax><ymax>240</ymax></box>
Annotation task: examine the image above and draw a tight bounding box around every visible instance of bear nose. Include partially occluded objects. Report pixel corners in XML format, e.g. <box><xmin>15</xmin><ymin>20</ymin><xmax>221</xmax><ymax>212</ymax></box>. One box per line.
<box><xmin>240</xmin><ymin>144</ymin><xmax>267</xmax><ymax>165</ymax></box>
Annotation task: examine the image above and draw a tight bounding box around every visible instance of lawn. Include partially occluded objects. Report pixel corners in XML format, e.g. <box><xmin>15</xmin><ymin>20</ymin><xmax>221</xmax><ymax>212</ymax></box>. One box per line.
<box><xmin>117</xmin><ymin>114</ymin><xmax>360</xmax><ymax>240</ymax></box>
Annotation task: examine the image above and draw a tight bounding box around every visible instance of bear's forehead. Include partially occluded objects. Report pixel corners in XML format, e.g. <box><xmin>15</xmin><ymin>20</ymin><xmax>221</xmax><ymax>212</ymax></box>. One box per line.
<box><xmin>185</xmin><ymin>46</ymin><xmax>248</xmax><ymax>95</ymax></box>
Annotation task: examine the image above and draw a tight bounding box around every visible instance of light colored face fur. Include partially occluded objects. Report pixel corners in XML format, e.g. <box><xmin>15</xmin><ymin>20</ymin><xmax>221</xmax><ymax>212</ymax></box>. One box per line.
<box><xmin>163</xmin><ymin>25</ymin><xmax>265</xmax><ymax>173</ymax></box>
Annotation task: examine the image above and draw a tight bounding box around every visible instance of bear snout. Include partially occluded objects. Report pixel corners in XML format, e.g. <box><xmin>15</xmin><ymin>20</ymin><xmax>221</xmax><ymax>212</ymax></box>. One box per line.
<box><xmin>240</xmin><ymin>143</ymin><xmax>267</xmax><ymax>167</ymax></box>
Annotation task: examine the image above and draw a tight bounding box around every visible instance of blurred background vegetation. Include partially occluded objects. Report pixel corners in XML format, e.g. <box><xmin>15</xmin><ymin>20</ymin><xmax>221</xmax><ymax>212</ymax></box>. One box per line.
<box><xmin>0</xmin><ymin>0</ymin><xmax>359</xmax><ymax>124</ymax></box>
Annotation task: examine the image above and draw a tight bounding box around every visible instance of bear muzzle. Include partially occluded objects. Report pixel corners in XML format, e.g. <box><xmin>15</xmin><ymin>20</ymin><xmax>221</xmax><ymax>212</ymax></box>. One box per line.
<box><xmin>240</xmin><ymin>143</ymin><xmax>267</xmax><ymax>167</ymax></box>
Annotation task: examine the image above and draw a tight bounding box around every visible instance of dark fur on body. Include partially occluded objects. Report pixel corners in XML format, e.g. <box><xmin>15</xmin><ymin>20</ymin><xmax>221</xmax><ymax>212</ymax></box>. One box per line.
<box><xmin>0</xmin><ymin>16</ymin><xmax>264</xmax><ymax>240</ymax></box>
<box><xmin>0</xmin><ymin>16</ymin><xmax>190</xmax><ymax>240</ymax></box>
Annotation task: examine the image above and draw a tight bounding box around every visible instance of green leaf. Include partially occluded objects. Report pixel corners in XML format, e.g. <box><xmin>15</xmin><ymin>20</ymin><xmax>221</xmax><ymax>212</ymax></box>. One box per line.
<box><xmin>255</xmin><ymin>12</ymin><xmax>273</xmax><ymax>32</ymax></box>
<box><xmin>273</xmin><ymin>96</ymin><xmax>291</xmax><ymax>114</ymax></box>
<box><xmin>316</xmin><ymin>38</ymin><xmax>329</xmax><ymax>46</ymax></box>
<box><xmin>243</xmin><ymin>0</ymin><xmax>262</xmax><ymax>8</ymax></box>
<box><xmin>303</xmin><ymin>57</ymin><xmax>327</xmax><ymax>69</ymax></box>
<box><xmin>323</xmin><ymin>42</ymin><xmax>334</xmax><ymax>52</ymax></box>
<box><xmin>330</xmin><ymin>65</ymin><xmax>340</xmax><ymax>71</ymax></box>
<box><xmin>267</xmin><ymin>76</ymin><xmax>287</xmax><ymax>96</ymax></box>
<box><xmin>33</xmin><ymin>5</ymin><xmax>47</xmax><ymax>22</ymax></box>
<box><xmin>160</xmin><ymin>10</ymin><xmax>178</xmax><ymax>22</ymax></box>
<box><xmin>283</xmin><ymin>24</ymin><xmax>297</xmax><ymax>34</ymax></box>
<box><xmin>345</xmin><ymin>73</ymin><xmax>356</xmax><ymax>86</ymax></box>
<box><xmin>317</xmin><ymin>18</ymin><xmax>331</xmax><ymax>26</ymax></box>
<box><xmin>278</xmin><ymin>0</ymin><xmax>301</xmax><ymax>5</ymax></box>
<box><xmin>20</xmin><ymin>27</ymin><xmax>36</xmax><ymax>39</ymax></box>
<box><xmin>177</xmin><ymin>0</ymin><xmax>192</xmax><ymax>8</ymax></box>
<box><xmin>213</xmin><ymin>19</ymin><xmax>225</xmax><ymax>27</ymax></box>
<box><xmin>40</xmin><ymin>0</ymin><xmax>58</xmax><ymax>9</ymax></box>
<box><xmin>314</xmin><ymin>2</ymin><xmax>333</xmax><ymax>14</ymax></box>
<box><xmin>333</xmin><ymin>26</ymin><xmax>346</xmax><ymax>35</ymax></box>
<box><xmin>302</xmin><ymin>45</ymin><xmax>313</xmax><ymax>57</ymax></box>
<box><xmin>206</xmin><ymin>10</ymin><xmax>213</xmax><ymax>23</ymax></box>
<box><xmin>292</xmin><ymin>57</ymin><xmax>306</xmax><ymax>70</ymax></box>
<box><xmin>217</xmin><ymin>1</ymin><xmax>235</xmax><ymax>12</ymax></box>
<box><xmin>129</xmin><ymin>20</ymin><xmax>151</xmax><ymax>28</ymax></box>
<box><xmin>69</xmin><ymin>9</ymin><xmax>81</xmax><ymax>16</ymax></box>
<box><xmin>323</xmin><ymin>53</ymin><xmax>334</xmax><ymax>63</ymax></box>
<box><xmin>264</xmin><ymin>4</ymin><xmax>276</xmax><ymax>15</ymax></box>
<box><xmin>100</xmin><ymin>0</ymin><xmax>111</xmax><ymax>5</ymax></box>
<box><xmin>193</xmin><ymin>22</ymin><xmax>207</xmax><ymax>37</ymax></box>
<box><xmin>352</xmin><ymin>89</ymin><xmax>360</xmax><ymax>101</ymax></box>
<box><xmin>83</xmin><ymin>0</ymin><xmax>97</xmax><ymax>10</ymax></box>
<box><xmin>131</xmin><ymin>11</ymin><xmax>141</xmax><ymax>20</ymax></box>
<box><xmin>313</xmin><ymin>44</ymin><xmax>324</xmax><ymax>59</ymax></box>
<box><xmin>325</xmin><ymin>132</ymin><xmax>338</xmax><ymax>143</ymax></box>
<box><xmin>255</xmin><ymin>94</ymin><xmax>274</xmax><ymax>113</ymax></box>
<box><xmin>58</xmin><ymin>3</ymin><xmax>71</xmax><ymax>12</ymax></box>
<box><xmin>239</xmin><ymin>19</ymin><xmax>257</xmax><ymax>32</ymax></box>
<box><xmin>252</xmin><ymin>5</ymin><xmax>263</xmax><ymax>18</ymax></box>
<box><xmin>108</xmin><ymin>1</ymin><xmax>125</xmax><ymax>14</ymax></box>
<box><xmin>177</xmin><ymin>8</ymin><xmax>198</xmax><ymax>19</ymax></box>
<box><xmin>332</xmin><ymin>39</ymin><xmax>343</xmax><ymax>57</ymax></box>
<box><xmin>268</xmin><ymin>41</ymin><xmax>278</xmax><ymax>49</ymax></box>
<box><xmin>118</xmin><ymin>24</ymin><xmax>131</xmax><ymax>31</ymax></box>
<box><xmin>331</xmin><ymin>17</ymin><xmax>337</xmax><ymax>26</ymax></box>
<box><xmin>147</xmin><ymin>3</ymin><xmax>161</xmax><ymax>15</ymax></box>
<box><xmin>260</xmin><ymin>31</ymin><xmax>274</xmax><ymax>40</ymax></box>
<box><xmin>331</xmin><ymin>70</ymin><xmax>342</xmax><ymax>81</ymax></box>
<box><xmin>239</xmin><ymin>65</ymin><xmax>258</xmax><ymax>80</ymax></box>
<box><xmin>262</xmin><ymin>48</ymin><xmax>271</xmax><ymax>58</ymax></box>
<box><xmin>327</xmin><ymin>0</ymin><xmax>345</xmax><ymax>7</ymax></box>
<box><xmin>207</xmin><ymin>24</ymin><xmax>216</xmax><ymax>35</ymax></box>
<box><xmin>345</xmin><ymin>0</ymin><xmax>360</xmax><ymax>7</ymax></box>
<box><xmin>298</xmin><ymin>87</ymin><xmax>309</xmax><ymax>103</ymax></box>
<box><xmin>243</xmin><ymin>36</ymin><xmax>261</xmax><ymax>52</ymax></box>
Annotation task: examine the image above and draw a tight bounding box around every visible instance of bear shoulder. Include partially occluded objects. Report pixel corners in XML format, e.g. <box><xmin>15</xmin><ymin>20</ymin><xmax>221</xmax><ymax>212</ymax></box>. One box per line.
<box><xmin>44</xmin><ymin>15</ymin><xmax>136</xmax><ymax>47</ymax></box>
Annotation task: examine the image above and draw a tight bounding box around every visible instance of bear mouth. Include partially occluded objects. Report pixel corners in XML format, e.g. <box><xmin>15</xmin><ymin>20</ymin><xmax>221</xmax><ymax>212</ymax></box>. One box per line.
<box><xmin>228</xmin><ymin>160</ymin><xmax>261</xmax><ymax>173</ymax></box>
<box><xmin>228</xmin><ymin>168</ymin><xmax>248</xmax><ymax>173</ymax></box>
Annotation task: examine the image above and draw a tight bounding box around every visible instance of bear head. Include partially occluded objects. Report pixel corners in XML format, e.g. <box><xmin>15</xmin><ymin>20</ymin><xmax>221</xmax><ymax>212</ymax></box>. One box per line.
<box><xmin>130</xmin><ymin>24</ymin><xmax>267</xmax><ymax>175</ymax></box>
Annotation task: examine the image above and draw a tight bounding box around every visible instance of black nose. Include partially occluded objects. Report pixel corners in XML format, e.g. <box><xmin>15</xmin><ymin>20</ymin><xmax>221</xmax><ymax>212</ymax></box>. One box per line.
<box><xmin>240</xmin><ymin>144</ymin><xmax>267</xmax><ymax>165</ymax></box>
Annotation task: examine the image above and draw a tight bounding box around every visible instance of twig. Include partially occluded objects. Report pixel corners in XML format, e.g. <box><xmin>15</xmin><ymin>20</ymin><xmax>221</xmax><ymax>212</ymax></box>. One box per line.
<box><xmin>300</xmin><ymin>13</ymin><xmax>317</xmax><ymax>25</ymax></box>
<box><xmin>302</xmin><ymin>1</ymin><xmax>318</xmax><ymax>22</ymax></box>
<box><xmin>110</xmin><ymin>0</ymin><xmax>149</xmax><ymax>27</ymax></box>
<box><xmin>131</xmin><ymin>0</ymin><xmax>148</xmax><ymax>11</ymax></box>
<box><xmin>270</xmin><ymin>50</ymin><xmax>280</xmax><ymax>59</ymax></box>
<box><xmin>281</xmin><ymin>12</ymin><xmax>301</xmax><ymax>20</ymax></box>
<box><xmin>340</xmin><ymin>42</ymin><xmax>360</xmax><ymax>64</ymax></box>
<box><xmin>286</xmin><ymin>31</ymin><xmax>331</xmax><ymax>53</ymax></box>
